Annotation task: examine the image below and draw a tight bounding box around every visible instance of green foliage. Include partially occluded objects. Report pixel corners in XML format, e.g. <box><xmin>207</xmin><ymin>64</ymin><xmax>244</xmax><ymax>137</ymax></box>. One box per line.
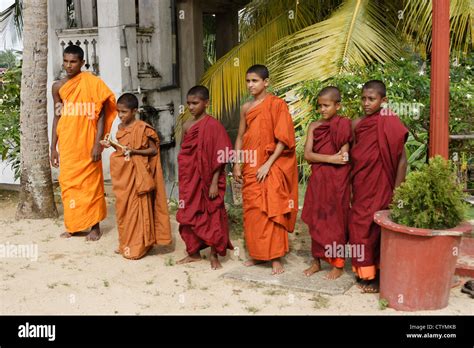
<box><xmin>0</xmin><ymin>66</ymin><xmax>21</xmax><ymax>180</ymax></box>
<box><xmin>0</xmin><ymin>50</ymin><xmax>18</xmax><ymax>69</ymax></box>
<box><xmin>390</xmin><ymin>156</ymin><xmax>466</xmax><ymax>229</ymax></box>
<box><xmin>293</xmin><ymin>52</ymin><xmax>474</xmax><ymax>184</ymax></box>
<box><xmin>226</xmin><ymin>203</ymin><xmax>243</xmax><ymax>239</ymax></box>
<box><xmin>378</xmin><ymin>298</ymin><xmax>389</xmax><ymax>310</ymax></box>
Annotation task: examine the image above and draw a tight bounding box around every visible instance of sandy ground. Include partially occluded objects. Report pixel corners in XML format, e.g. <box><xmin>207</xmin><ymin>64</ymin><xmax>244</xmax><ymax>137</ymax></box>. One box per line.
<box><xmin>0</xmin><ymin>189</ymin><xmax>472</xmax><ymax>315</ymax></box>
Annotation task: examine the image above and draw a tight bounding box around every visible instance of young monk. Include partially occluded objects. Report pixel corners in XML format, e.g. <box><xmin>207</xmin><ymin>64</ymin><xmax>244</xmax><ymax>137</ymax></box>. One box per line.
<box><xmin>176</xmin><ymin>86</ymin><xmax>234</xmax><ymax>270</ymax></box>
<box><xmin>233</xmin><ymin>65</ymin><xmax>298</xmax><ymax>275</ymax></box>
<box><xmin>349</xmin><ymin>80</ymin><xmax>408</xmax><ymax>293</ymax></box>
<box><xmin>101</xmin><ymin>93</ymin><xmax>172</xmax><ymax>259</ymax></box>
<box><xmin>50</xmin><ymin>45</ymin><xmax>116</xmax><ymax>241</ymax></box>
<box><xmin>301</xmin><ymin>86</ymin><xmax>352</xmax><ymax>280</ymax></box>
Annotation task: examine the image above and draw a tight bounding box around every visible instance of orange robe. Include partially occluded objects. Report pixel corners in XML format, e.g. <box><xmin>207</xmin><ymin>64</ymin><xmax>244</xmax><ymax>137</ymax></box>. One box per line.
<box><xmin>242</xmin><ymin>94</ymin><xmax>298</xmax><ymax>260</ymax></box>
<box><xmin>110</xmin><ymin>120</ymin><xmax>172</xmax><ymax>259</ymax></box>
<box><xmin>57</xmin><ymin>72</ymin><xmax>116</xmax><ymax>233</ymax></box>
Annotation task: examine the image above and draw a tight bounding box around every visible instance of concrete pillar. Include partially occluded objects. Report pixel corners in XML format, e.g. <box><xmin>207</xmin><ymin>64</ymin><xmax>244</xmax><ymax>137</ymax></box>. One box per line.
<box><xmin>97</xmin><ymin>0</ymin><xmax>139</xmax><ymax>95</ymax></box>
<box><xmin>216</xmin><ymin>10</ymin><xmax>238</xmax><ymax>59</ymax></box>
<box><xmin>429</xmin><ymin>0</ymin><xmax>450</xmax><ymax>159</ymax></box>
<box><xmin>177</xmin><ymin>0</ymin><xmax>203</xmax><ymax>101</ymax></box>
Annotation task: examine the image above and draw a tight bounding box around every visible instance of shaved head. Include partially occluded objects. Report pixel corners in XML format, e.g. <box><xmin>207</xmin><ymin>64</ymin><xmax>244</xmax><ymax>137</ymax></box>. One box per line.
<box><xmin>318</xmin><ymin>86</ymin><xmax>341</xmax><ymax>103</ymax></box>
<box><xmin>246</xmin><ymin>64</ymin><xmax>269</xmax><ymax>80</ymax></box>
<box><xmin>187</xmin><ymin>85</ymin><xmax>209</xmax><ymax>101</ymax></box>
<box><xmin>362</xmin><ymin>80</ymin><xmax>386</xmax><ymax>97</ymax></box>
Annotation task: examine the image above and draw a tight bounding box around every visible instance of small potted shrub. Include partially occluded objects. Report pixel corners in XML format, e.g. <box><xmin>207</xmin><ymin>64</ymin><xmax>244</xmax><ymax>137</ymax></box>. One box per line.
<box><xmin>374</xmin><ymin>156</ymin><xmax>472</xmax><ymax>311</ymax></box>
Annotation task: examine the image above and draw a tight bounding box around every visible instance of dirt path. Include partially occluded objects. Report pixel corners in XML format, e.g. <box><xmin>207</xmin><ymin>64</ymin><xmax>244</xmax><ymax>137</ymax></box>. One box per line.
<box><xmin>0</xmin><ymin>190</ymin><xmax>471</xmax><ymax>315</ymax></box>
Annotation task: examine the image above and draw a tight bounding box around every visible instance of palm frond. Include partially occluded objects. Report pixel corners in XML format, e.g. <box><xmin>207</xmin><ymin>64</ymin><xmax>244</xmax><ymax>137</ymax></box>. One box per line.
<box><xmin>200</xmin><ymin>0</ymin><xmax>325</xmax><ymax>120</ymax></box>
<box><xmin>268</xmin><ymin>0</ymin><xmax>402</xmax><ymax>90</ymax></box>
<box><xmin>402</xmin><ymin>0</ymin><xmax>473</xmax><ymax>58</ymax></box>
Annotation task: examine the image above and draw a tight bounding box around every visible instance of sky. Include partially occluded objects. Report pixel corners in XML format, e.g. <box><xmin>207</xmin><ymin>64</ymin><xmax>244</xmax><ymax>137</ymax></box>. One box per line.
<box><xmin>0</xmin><ymin>0</ymin><xmax>13</xmax><ymax>12</ymax></box>
<box><xmin>0</xmin><ymin>0</ymin><xmax>22</xmax><ymax>51</ymax></box>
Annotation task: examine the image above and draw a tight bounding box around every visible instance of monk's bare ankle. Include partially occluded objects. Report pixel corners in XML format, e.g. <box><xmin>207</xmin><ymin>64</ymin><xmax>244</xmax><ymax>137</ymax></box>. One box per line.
<box><xmin>325</xmin><ymin>266</ymin><xmax>344</xmax><ymax>280</ymax></box>
<box><xmin>271</xmin><ymin>258</ymin><xmax>284</xmax><ymax>275</ymax></box>
<box><xmin>243</xmin><ymin>259</ymin><xmax>265</xmax><ymax>267</ymax></box>
<box><xmin>303</xmin><ymin>258</ymin><xmax>321</xmax><ymax>276</ymax></box>
<box><xmin>177</xmin><ymin>252</ymin><xmax>202</xmax><ymax>264</ymax></box>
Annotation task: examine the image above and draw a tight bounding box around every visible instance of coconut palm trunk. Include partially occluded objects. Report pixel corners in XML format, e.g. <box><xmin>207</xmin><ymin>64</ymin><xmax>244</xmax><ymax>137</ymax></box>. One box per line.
<box><xmin>16</xmin><ymin>0</ymin><xmax>57</xmax><ymax>219</ymax></box>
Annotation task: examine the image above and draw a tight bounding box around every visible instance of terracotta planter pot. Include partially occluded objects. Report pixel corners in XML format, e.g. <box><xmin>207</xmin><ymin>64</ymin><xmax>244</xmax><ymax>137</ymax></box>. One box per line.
<box><xmin>374</xmin><ymin>210</ymin><xmax>472</xmax><ymax>311</ymax></box>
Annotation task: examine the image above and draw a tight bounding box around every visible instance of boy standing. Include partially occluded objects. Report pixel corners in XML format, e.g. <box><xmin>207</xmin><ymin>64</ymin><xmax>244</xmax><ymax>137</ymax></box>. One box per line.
<box><xmin>101</xmin><ymin>93</ymin><xmax>172</xmax><ymax>259</ymax></box>
<box><xmin>233</xmin><ymin>65</ymin><xmax>298</xmax><ymax>275</ymax></box>
<box><xmin>50</xmin><ymin>45</ymin><xmax>116</xmax><ymax>241</ymax></box>
<box><xmin>176</xmin><ymin>86</ymin><xmax>234</xmax><ymax>270</ymax></box>
<box><xmin>349</xmin><ymin>80</ymin><xmax>408</xmax><ymax>292</ymax></box>
<box><xmin>301</xmin><ymin>86</ymin><xmax>352</xmax><ymax>280</ymax></box>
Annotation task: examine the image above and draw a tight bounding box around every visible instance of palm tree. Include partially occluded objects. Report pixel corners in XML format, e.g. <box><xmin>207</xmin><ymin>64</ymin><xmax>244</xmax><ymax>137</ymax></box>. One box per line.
<box><xmin>201</xmin><ymin>0</ymin><xmax>473</xmax><ymax>119</ymax></box>
<box><xmin>16</xmin><ymin>0</ymin><xmax>57</xmax><ymax>219</ymax></box>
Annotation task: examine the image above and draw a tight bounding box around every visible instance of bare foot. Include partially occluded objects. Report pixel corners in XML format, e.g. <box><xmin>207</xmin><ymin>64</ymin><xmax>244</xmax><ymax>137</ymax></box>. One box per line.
<box><xmin>356</xmin><ymin>279</ymin><xmax>370</xmax><ymax>289</ymax></box>
<box><xmin>177</xmin><ymin>252</ymin><xmax>202</xmax><ymax>264</ymax></box>
<box><xmin>303</xmin><ymin>259</ymin><xmax>321</xmax><ymax>277</ymax></box>
<box><xmin>85</xmin><ymin>224</ymin><xmax>102</xmax><ymax>241</ymax></box>
<box><xmin>60</xmin><ymin>232</ymin><xmax>72</xmax><ymax>238</ymax></box>
<box><xmin>210</xmin><ymin>252</ymin><xmax>222</xmax><ymax>270</ymax></box>
<box><xmin>243</xmin><ymin>259</ymin><xmax>266</xmax><ymax>267</ymax></box>
<box><xmin>271</xmin><ymin>258</ymin><xmax>285</xmax><ymax>275</ymax></box>
<box><xmin>360</xmin><ymin>279</ymin><xmax>379</xmax><ymax>293</ymax></box>
<box><xmin>114</xmin><ymin>248</ymin><xmax>120</xmax><ymax>254</ymax></box>
<box><xmin>325</xmin><ymin>267</ymin><xmax>344</xmax><ymax>280</ymax></box>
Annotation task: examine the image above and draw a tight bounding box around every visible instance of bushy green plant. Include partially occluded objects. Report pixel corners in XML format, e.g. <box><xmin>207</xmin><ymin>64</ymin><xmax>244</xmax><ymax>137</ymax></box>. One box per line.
<box><xmin>0</xmin><ymin>67</ymin><xmax>21</xmax><ymax>180</ymax></box>
<box><xmin>390</xmin><ymin>156</ymin><xmax>466</xmax><ymax>230</ymax></box>
<box><xmin>293</xmin><ymin>52</ymin><xmax>474</xmax><ymax>184</ymax></box>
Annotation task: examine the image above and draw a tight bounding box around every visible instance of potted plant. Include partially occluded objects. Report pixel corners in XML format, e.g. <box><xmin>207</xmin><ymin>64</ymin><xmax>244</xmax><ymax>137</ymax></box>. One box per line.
<box><xmin>374</xmin><ymin>156</ymin><xmax>472</xmax><ymax>311</ymax></box>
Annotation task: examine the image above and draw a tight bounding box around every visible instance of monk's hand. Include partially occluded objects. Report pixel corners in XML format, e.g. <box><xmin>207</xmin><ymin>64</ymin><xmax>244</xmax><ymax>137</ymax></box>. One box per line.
<box><xmin>99</xmin><ymin>139</ymin><xmax>111</xmax><ymax>148</ymax></box>
<box><xmin>256</xmin><ymin>162</ymin><xmax>271</xmax><ymax>182</ymax></box>
<box><xmin>91</xmin><ymin>142</ymin><xmax>103</xmax><ymax>162</ymax></box>
<box><xmin>232</xmin><ymin>165</ymin><xmax>243</xmax><ymax>184</ymax></box>
<box><xmin>50</xmin><ymin>148</ymin><xmax>60</xmax><ymax>168</ymax></box>
<box><xmin>209</xmin><ymin>182</ymin><xmax>218</xmax><ymax>199</ymax></box>
<box><xmin>122</xmin><ymin>146</ymin><xmax>133</xmax><ymax>157</ymax></box>
<box><xmin>329</xmin><ymin>151</ymin><xmax>347</xmax><ymax>165</ymax></box>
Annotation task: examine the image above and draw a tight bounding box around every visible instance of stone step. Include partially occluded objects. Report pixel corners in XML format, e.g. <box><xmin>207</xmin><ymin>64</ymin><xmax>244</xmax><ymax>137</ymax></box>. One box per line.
<box><xmin>455</xmin><ymin>236</ymin><xmax>474</xmax><ymax>278</ymax></box>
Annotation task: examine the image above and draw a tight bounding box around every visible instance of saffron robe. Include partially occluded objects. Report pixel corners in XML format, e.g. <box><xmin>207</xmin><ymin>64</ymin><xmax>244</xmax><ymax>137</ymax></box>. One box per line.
<box><xmin>242</xmin><ymin>94</ymin><xmax>298</xmax><ymax>260</ymax></box>
<box><xmin>57</xmin><ymin>72</ymin><xmax>116</xmax><ymax>232</ymax></box>
<box><xmin>349</xmin><ymin>110</ymin><xmax>408</xmax><ymax>279</ymax></box>
<box><xmin>110</xmin><ymin>120</ymin><xmax>172</xmax><ymax>259</ymax></box>
<box><xmin>176</xmin><ymin>115</ymin><xmax>233</xmax><ymax>256</ymax></box>
<box><xmin>301</xmin><ymin>115</ymin><xmax>352</xmax><ymax>268</ymax></box>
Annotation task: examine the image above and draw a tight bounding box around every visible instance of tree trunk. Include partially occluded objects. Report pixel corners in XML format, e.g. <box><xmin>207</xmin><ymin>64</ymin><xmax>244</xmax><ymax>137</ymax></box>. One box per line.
<box><xmin>16</xmin><ymin>0</ymin><xmax>58</xmax><ymax>219</ymax></box>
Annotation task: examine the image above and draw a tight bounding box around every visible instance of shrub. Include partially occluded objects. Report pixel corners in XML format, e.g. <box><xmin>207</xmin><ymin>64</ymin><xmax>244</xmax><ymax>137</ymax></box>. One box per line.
<box><xmin>390</xmin><ymin>156</ymin><xmax>466</xmax><ymax>229</ymax></box>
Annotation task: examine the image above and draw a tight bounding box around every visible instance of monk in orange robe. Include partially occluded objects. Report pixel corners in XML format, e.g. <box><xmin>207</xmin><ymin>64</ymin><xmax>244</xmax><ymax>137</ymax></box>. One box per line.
<box><xmin>50</xmin><ymin>45</ymin><xmax>116</xmax><ymax>241</ymax></box>
<box><xmin>102</xmin><ymin>93</ymin><xmax>172</xmax><ymax>259</ymax></box>
<box><xmin>233</xmin><ymin>65</ymin><xmax>298</xmax><ymax>275</ymax></box>
<box><xmin>301</xmin><ymin>86</ymin><xmax>352</xmax><ymax>280</ymax></box>
<box><xmin>349</xmin><ymin>80</ymin><xmax>408</xmax><ymax>293</ymax></box>
<box><xmin>176</xmin><ymin>86</ymin><xmax>233</xmax><ymax>269</ymax></box>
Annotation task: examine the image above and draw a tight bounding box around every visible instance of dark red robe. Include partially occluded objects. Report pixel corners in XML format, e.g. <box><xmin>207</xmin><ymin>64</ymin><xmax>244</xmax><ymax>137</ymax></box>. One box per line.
<box><xmin>349</xmin><ymin>110</ymin><xmax>408</xmax><ymax>276</ymax></box>
<box><xmin>177</xmin><ymin>115</ymin><xmax>234</xmax><ymax>256</ymax></box>
<box><xmin>301</xmin><ymin>115</ymin><xmax>352</xmax><ymax>266</ymax></box>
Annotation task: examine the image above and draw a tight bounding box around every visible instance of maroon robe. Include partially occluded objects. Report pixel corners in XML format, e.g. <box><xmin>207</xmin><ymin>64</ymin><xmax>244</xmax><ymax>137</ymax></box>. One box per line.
<box><xmin>301</xmin><ymin>116</ymin><xmax>352</xmax><ymax>263</ymax></box>
<box><xmin>177</xmin><ymin>115</ymin><xmax>234</xmax><ymax>256</ymax></box>
<box><xmin>349</xmin><ymin>110</ymin><xmax>408</xmax><ymax>269</ymax></box>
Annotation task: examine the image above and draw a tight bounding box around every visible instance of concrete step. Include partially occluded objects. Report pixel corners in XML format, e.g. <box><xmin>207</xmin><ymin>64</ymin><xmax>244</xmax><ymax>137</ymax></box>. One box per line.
<box><xmin>455</xmin><ymin>235</ymin><xmax>474</xmax><ymax>278</ymax></box>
